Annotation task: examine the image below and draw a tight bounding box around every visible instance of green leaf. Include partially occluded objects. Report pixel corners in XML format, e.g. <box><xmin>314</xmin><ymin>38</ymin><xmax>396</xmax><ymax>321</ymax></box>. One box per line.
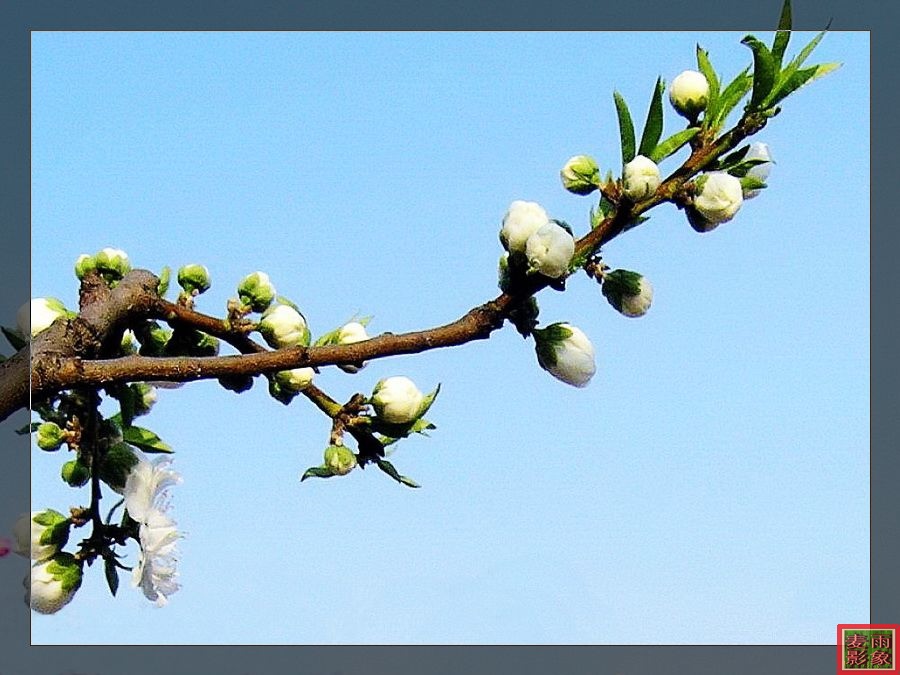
<box><xmin>648</xmin><ymin>127</ymin><xmax>699</xmax><ymax>163</ymax></box>
<box><xmin>2</xmin><ymin>326</ymin><xmax>26</xmax><ymax>352</ymax></box>
<box><xmin>122</xmin><ymin>426</ymin><xmax>173</xmax><ymax>454</ymax></box>
<box><xmin>714</xmin><ymin>145</ymin><xmax>751</xmax><ymax>171</ymax></box>
<box><xmin>767</xmin><ymin>62</ymin><xmax>840</xmax><ymax>106</ymax></box>
<box><xmin>300</xmin><ymin>466</ymin><xmax>335</xmax><ymax>482</ymax></box>
<box><xmin>375</xmin><ymin>458</ymin><xmax>420</xmax><ymax>488</ymax></box>
<box><xmin>637</xmin><ymin>77</ymin><xmax>665</xmax><ymax>158</ymax></box>
<box><xmin>157</xmin><ymin>266</ymin><xmax>171</xmax><ymax>297</ymax></box>
<box><xmin>766</xmin><ymin>27</ymin><xmax>829</xmax><ymax>106</ymax></box>
<box><xmin>416</xmin><ymin>383</ymin><xmax>441</xmax><ymax>420</ymax></box>
<box><xmin>726</xmin><ymin>158</ymin><xmax>770</xmax><ymax>178</ymax></box>
<box><xmin>771</xmin><ymin>0</ymin><xmax>793</xmax><ymax>67</ymax></box>
<box><xmin>712</xmin><ymin>67</ymin><xmax>752</xmax><ymax>127</ymax></box>
<box><xmin>613</xmin><ymin>91</ymin><xmax>636</xmax><ymax>164</ymax></box>
<box><xmin>739</xmin><ymin>176</ymin><xmax>767</xmax><ymax>191</ymax></box>
<box><xmin>696</xmin><ymin>46</ymin><xmax>720</xmax><ymax>131</ymax></box>
<box><xmin>104</xmin><ymin>555</ymin><xmax>120</xmax><ymax>597</ymax></box>
<box><xmin>741</xmin><ymin>35</ymin><xmax>776</xmax><ymax>111</ymax></box>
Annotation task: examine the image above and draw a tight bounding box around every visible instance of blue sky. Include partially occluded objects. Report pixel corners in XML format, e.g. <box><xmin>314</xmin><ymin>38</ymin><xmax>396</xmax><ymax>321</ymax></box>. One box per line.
<box><xmin>25</xmin><ymin>30</ymin><xmax>868</xmax><ymax>644</ymax></box>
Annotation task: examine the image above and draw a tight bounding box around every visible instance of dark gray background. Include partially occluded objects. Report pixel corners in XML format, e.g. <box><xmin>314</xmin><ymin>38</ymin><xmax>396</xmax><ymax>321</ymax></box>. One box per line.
<box><xmin>0</xmin><ymin>0</ymin><xmax>888</xmax><ymax>673</ymax></box>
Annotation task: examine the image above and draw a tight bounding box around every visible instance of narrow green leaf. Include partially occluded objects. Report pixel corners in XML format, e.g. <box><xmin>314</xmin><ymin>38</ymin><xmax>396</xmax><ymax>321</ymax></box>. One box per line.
<box><xmin>739</xmin><ymin>176</ymin><xmax>767</xmax><ymax>191</ymax></box>
<box><xmin>726</xmin><ymin>158</ymin><xmax>771</xmax><ymax>178</ymax></box>
<box><xmin>696</xmin><ymin>46</ymin><xmax>720</xmax><ymax>130</ymax></box>
<box><xmin>648</xmin><ymin>127</ymin><xmax>700</xmax><ymax>163</ymax></box>
<box><xmin>613</xmin><ymin>91</ymin><xmax>636</xmax><ymax>164</ymax></box>
<box><xmin>300</xmin><ymin>466</ymin><xmax>335</xmax><ymax>482</ymax></box>
<box><xmin>712</xmin><ymin>67</ymin><xmax>752</xmax><ymax>127</ymax></box>
<box><xmin>157</xmin><ymin>266</ymin><xmax>171</xmax><ymax>297</ymax></box>
<box><xmin>122</xmin><ymin>426</ymin><xmax>173</xmax><ymax>454</ymax></box>
<box><xmin>637</xmin><ymin>78</ymin><xmax>665</xmax><ymax>158</ymax></box>
<box><xmin>104</xmin><ymin>555</ymin><xmax>120</xmax><ymax>597</ymax></box>
<box><xmin>771</xmin><ymin>0</ymin><xmax>792</xmax><ymax>67</ymax></box>
<box><xmin>767</xmin><ymin>28</ymin><xmax>829</xmax><ymax>106</ymax></box>
<box><xmin>2</xmin><ymin>326</ymin><xmax>26</xmax><ymax>352</ymax></box>
<box><xmin>376</xmin><ymin>458</ymin><xmax>420</xmax><ymax>488</ymax></box>
<box><xmin>768</xmin><ymin>62</ymin><xmax>840</xmax><ymax>106</ymax></box>
<box><xmin>741</xmin><ymin>36</ymin><xmax>777</xmax><ymax>111</ymax></box>
<box><xmin>714</xmin><ymin>145</ymin><xmax>751</xmax><ymax>171</ymax></box>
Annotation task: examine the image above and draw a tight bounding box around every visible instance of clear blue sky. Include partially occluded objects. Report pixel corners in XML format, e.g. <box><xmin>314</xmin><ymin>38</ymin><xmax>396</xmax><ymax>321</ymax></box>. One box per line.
<box><xmin>26</xmin><ymin>30</ymin><xmax>868</xmax><ymax>644</ymax></box>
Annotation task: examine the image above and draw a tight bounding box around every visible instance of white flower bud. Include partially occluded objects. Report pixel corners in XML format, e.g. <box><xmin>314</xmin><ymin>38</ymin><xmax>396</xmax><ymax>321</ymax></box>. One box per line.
<box><xmin>27</xmin><ymin>553</ymin><xmax>83</xmax><ymax>614</ymax></box>
<box><xmin>533</xmin><ymin>323</ymin><xmax>596</xmax><ymax>388</ymax></box>
<box><xmin>273</xmin><ymin>367</ymin><xmax>315</xmax><ymax>393</ymax></box>
<box><xmin>560</xmin><ymin>155</ymin><xmax>600</xmax><ymax>195</ymax></box>
<box><xmin>324</xmin><ymin>445</ymin><xmax>357</xmax><ymax>476</ymax></box>
<box><xmin>691</xmin><ymin>172</ymin><xmax>744</xmax><ymax>230</ymax></box>
<box><xmin>743</xmin><ymin>142</ymin><xmax>773</xmax><ymax>199</ymax></box>
<box><xmin>258</xmin><ymin>304</ymin><xmax>310</xmax><ymax>349</ymax></box>
<box><xmin>177</xmin><ymin>264</ymin><xmax>212</xmax><ymax>295</ymax></box>
<box><xmin>16</xmin><ymin>298</ymin><xmax>68</xmax><ymax>338</ymax></box>
<box><xmin>525</xmin><ymin>221</ymin><xmax>575</xmax><ymax>279</ymax></box>
<box><xmin>622</xmin><ymin>155</ymin><xmax>661</xmax><ymax>202</ymax></box>
<box><xmin>601</xmin><ymin>269</ymin><xmax>653</xmax><ymax>318</ymax></box>
<box><xmin>74</xmin><ymin>254</ymin><xmax>96</xmax><ymax>280</ymax></box>
<box><xmin>371</xmin><ymin>376</ymin><xmax>425</xmax><ymax>425</ymax></box>
<box><xmin>337</xmin><ymin>321</ymin><xmax>369</xmax><ymax>344</ymax></box>
<box><xmin>13</xmin><ymin>510</ymin><xmax>70</xmax><ymax>561</ymax></box>
<box><xmin>94</xmin><ymin>247</ymin><xmax>132</xmax><ymax>279</ymax></box>
<box><xmin>237</xmin><ymin>271</ymin><xmax>277</xmax><ymax>312</ymax></box>
<box><xmin>500</xmin><ymin>200</ymin><xmax>550</xmax><ymax>254</ymax></box>
<box><xmin>669</xmin><ymin>70</ymin><xmax>709</xmax><ymax>119</ymax></box>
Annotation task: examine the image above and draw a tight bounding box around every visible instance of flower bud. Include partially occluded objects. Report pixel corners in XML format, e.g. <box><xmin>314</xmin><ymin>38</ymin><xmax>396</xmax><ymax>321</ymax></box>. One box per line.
<box><xmin>669</xmin><ymin>70</ymin><xmax>709</xmax><ymax>119</ymax></box>
<box><xmin>742</xmin><ymin>142</ymin><xmax>773</xmax><ymax>199</ymax></box>
<box><xmin>690</xmin><ymin>172</ymin><xmax>744</xmax><ymax>230</ymax></box>
<box><xmin>16</xmin><ymin>298</ymin><xmax>68</xmax><ymax>337</ymax></box>
<box><xmin>36</xmin><ymin>422</ymin><xmax>66</xmax><ymax>452</ymax></box>
<box><xmin>273</xmin><ymin>367</ymin><xmax>315</xmax><ymax>393</ymax></box>
<box><xmin>13</xmin><ymin>510</ymin><xmax>71</xmax><ymax>561</ymax></box>
<box><xmin>560</xmin><ymin>155</ymin><xmax>600</xmax><ymax>195</ymax></box>
<box><xmin>622</xmin><ymin>155</ymin><xmax>661</xmax><ymax>202</ymax></box>
<box><xmin>337</xmin><ymin>321</ymin><xmax>369</xmax><ymax>345</ymax></box>
<box><xmin>500</xmin><ymin>200</ymin><xmax>550</xmax><ymax>255</ymax></box>
<box><xmin>131</xmin><ymin>382</ymin><xmax>158</xmax><ymax>416</ymax></box>
<box><xmin>525</xmin><ymin>221</ymin><xmax>575</xmax><ymax>279</ymax></box>
<box><xmin>138</xmin><ymin>322</ymin><xmax>172</xmax><ymax>356</ymax></box>
<box><xmin>26</xmin><ymin>553</ymin><xmax>83</xmax><ymax>614</ymax></box>
<box><xmin>237</xmin><ymin>271</ymin><xmax>277</xmax><ymax>313</ymax></box>
<box><xmin>601</xmin><ymin>269</ymin><xmax>653</xmax><ymax>317</ymax></box>
<box><xmin>74</xmin><ymin>254</ymin><xmax>97</xmax><ymax>280</ymax></box>
<box><xmin>120</xmin><ymin>329</ymin><xmax>139</xmax><ymax>354</ymax></box>
<box><xmin>98</xmin><ymin>442</ymin><xmax>140</xmax><ymax>494</ymax></box>
<box><xmin>177</xmin><ymin>264</ymin><xmax>212</xmax><ymax>295</ymax></box>
<box><xmin>61</xmin><ymin>459</ymin><xmax>91</xmax><ymax>488</ymax></box>
<box><xmin>258</xmin><ymin>304</ymin><xmax>310</xmax><ymax>349</ymax></box>
<box><xmin>533</xmin><ymin>322</ymin><xmax>596</xmax><ymax>388</ymax></box>
<box><xmin>324</xmin><ymin>445</ymin><xmax>357</xmax><ymax>476</ymax></box>
<box><xmin>371</xmin><ymin>376</ymin><xmax>425</xmax><ymax>425</ymax></box>
<box><xmin>94</xmin><ymin>247</ymin><xmax>132</xmax><ymax>279</ymax></box>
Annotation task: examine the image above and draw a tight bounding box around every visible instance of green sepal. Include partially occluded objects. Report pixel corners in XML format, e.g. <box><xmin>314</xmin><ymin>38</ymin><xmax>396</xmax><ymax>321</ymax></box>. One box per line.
<box><xmin>637</xmin><ymin>77</ymin><xmax>665</xmax><ymax>158</ymax></box>
<box><xmin>157</xmin><ymin>266</ymin><xmax>171</xmax><ymax>297</ymax></box>
<box><xmin>648</xmin><ymin>128</ymin><xmax>700</xmax><ymax>163</ymax></box>
<box><xmin>267</xmin><ymin>377</ymin><xmax>298</xmax><ymax>406</ymax></box>
<box><xmin>300</xmin><ymin>466</ymin><xmax>335</xmax><ymax>482</ymax></box>
<box><xmin>98</xmin><ymin>442</ymin><xmax>140</xmax><ymax>492</ymax></box>
<box><xmin>2</xmin><ymin>326</ymin><xmax>27</xmax><ymax>351</ymax></box>
<box><xmin>532</xmin><ymin>323</ymin><xmax>574</xmax><ymax>369</ymax></box>
<box><xmin>46</xmin><ymin>553</ymin><xmax>83</xmax><ymax>594</ymax></box>
<box><xmin>122</xmin><ymin>426</ymin><xmax>173</xmax><ymax>454</ymax></box>
<box><xmin>613</xmin><ymin>91</ymin><xmax>636</xmax><ymax>164</ymax></box>
<box><xmin>375</xmin><ymin>458</ymin><xmax>420</xmax><ymax>488</ymax></box>
<box><xmin>696</xmin><ymin>46</ymin><xmax>720</xmax><ymax>131</ymax></box>
<box><xmin>771</xmin><ymin>0</ymin><xmax>793</xmax><ymax>68</ymax></box>
<box><xmin>741</xmin><ymin>35</ymin><xmax>776</xmax><ymax>111</ymax></box>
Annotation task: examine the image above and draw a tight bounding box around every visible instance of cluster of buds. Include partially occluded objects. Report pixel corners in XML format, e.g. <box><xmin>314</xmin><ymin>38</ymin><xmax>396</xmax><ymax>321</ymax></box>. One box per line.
<box><xmin>500</xmin><ymin>201</ymin><xmax>575</xmax><ymax>280</ymax></box>
<box><xmin>75</xmin><ymin>247</ymin><xmax>132</xmax><ymax>284</ymax></box>
<box><xmin>13</xmin><ymin>511</ymin><xmax>83</xmax><ymax>614</ymax></box>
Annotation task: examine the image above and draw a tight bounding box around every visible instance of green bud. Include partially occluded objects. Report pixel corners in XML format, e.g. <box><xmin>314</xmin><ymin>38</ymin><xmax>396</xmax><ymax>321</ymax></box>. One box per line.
<box><xmin>237</xmin><ymin>271</ymin><xmax>276</xmax><ymax>313</ymax></box>
<box><xmin>94</xmin><ymin>248</ymin><xmax>132</xmax><ymax>280</ymax></box>
<box><xmin>98</xmin><ymin>442</ymin><xmax>139</xmax><ymax>494</ymax></box>
<box><xmin>74</xmin><ymin>254</ymin><xmax>97</xmax><ymax>280</ymax></box>
<box><xmin>560</xmin><ymin>155</ymin><xmax>601</xmax><ymax>195</ymax></box>
<box><xmin>177</xmin><ymin>264</ymin><xmax>212</xmax><ymax>295</ymax></box>
<box><xmin>130</xmin><ymin>382</ymin><xmax>157</xmax><ymax>416</ymax></box>
<box><xmin>61</xmin><ymin>459</ymin><xmax>90</xmax><ymax>487</ymax></box>
<box><xmin>273</xmin><ymin>367</ymin><xmax>315</xmax><ymax>394</ymax></box>
<box><xmin>324</xmin><ymin>445</ymin><xmax>357</xmax><ymax>476</ymax></box>
<box><xmin>138</xmin><ymin>323</ymin><xmax>173</xmax><ymax>356</ymax></box>
<box><xmin>36</xmin><ymin>422</ymin><xmax>66</xmax><ymax>452</ymax></box>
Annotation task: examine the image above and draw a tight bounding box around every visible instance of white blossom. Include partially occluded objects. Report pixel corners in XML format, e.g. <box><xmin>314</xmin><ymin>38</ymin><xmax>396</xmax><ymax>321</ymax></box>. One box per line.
<box><xmin>258</xmin><ymin>304</ymin><xmax>310</xmax><ymax>349</ymax></box>
<box><xmin>26</xmin><ymin>553</ymin><xmax>83</xmax><ymax>614</ymax></box>
<box><xmin>500</xmin><ymin>200</ymin><xmax>550</xmax><ymax>254</ymax></box>
<box><xmin>560</xmin><ymin>155</ymin><xmax>600</xmax><ymax>195</ymax></box>
<box><xmin>525</xmin><ymin>221</ymin><xmax>575</xmax><ymax>279</ymax></box>
<box><xmin>337</xmin><ymin>321</ymin><xmax>370</xmax><ymax>344</ymax></box>
<box><xmin>669</xmin><ymin>70</ymin><xmax>709</xmax><ymax>118</ymax></box>
<box><xmin>13</xmin><ymin>510</ymin><xmax>70</xmax><ymax>561</ymax></box>
<box><xmin>371</xmin><ymin>376</ymin><xmax>425</xmax><ymax>425</ymax></box>
<box><xmin>622</xmin><ymin>155</ymin><xmax>661</xmax><ymax>201</ymax></box>
<box><xmin>692</xmin><ymin>172</ymin><xmax>744</xmax><ymax>229</ymax></box>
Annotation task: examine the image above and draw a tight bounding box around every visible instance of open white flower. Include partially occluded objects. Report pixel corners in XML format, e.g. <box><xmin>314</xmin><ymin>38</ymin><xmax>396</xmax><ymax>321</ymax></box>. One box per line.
<box><xmin>124</xmin><ymin>452</ymin><xmax>182</xmax><ymax>606</ymax></box>
<box><xmin>500</xmin><ymin>200</ymin><xmax>550</xmax><ymax>255</ymax></box>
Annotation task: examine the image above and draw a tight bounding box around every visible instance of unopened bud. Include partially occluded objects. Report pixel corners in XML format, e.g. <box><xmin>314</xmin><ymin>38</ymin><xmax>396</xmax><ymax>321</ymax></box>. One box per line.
<box><xmin>560</xmin><ymin>155</ymin><xmax>600</xmax><ymax>195</ymax></box>
<box><xmin>36</xmin><ymin>422</ymin><xmax>66</xmax><ymax>452</ymax></box>
<box><xmin>669</xmin><ymin>70</ymin><xmax>709</xmax><ymax>119</ymax></box>
<box><xmin>177</xmin><ymin>264</ymin><xmax>212</xmax><ymax>295</ymax></box>
<box><xmin>237</xmin><ymin>272</ymin><xmax>276</xmax><ymax>313</ymax></box>
<box><xmin>324</xmin><ymin>445</ymin><xmax>357</xmax><ymax>476</ymax></box>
